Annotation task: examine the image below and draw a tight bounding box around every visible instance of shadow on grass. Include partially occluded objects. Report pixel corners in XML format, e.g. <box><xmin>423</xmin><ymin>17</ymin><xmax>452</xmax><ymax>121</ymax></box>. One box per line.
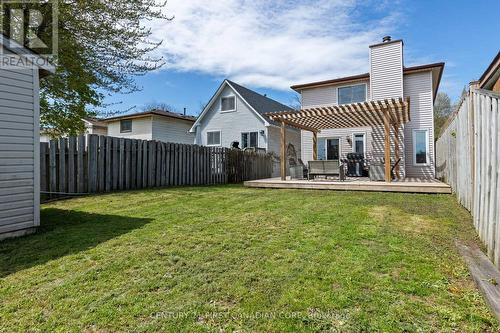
<box><xmin>0</xmin><ymin>208</ymin><xmax>152</xmax><ymax>278</ymax></box>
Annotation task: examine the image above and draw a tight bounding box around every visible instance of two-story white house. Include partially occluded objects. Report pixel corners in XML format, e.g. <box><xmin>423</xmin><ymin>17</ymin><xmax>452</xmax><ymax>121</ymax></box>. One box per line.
<box><xmin>189</xmin><ymin>80</ymin><xmax>301</xmax><ymax>171</ymax></box>
<box><xmin>290</xmin><ymin>37</ymin><xmax>444</xmax><ymax>179</ymax></box>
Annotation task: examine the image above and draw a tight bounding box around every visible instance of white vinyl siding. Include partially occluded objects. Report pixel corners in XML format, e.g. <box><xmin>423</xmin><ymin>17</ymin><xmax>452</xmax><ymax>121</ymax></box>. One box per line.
<box><xmin>301</xmin><ymin>127</ymin><xmax>373</xmax><ymax>164</ymax></box>
<box><xmin>301</xmin><ymin>80</ymin><xmax>370</xmax><ymax>108</ymax></box>
<box><xmin>0</xmin><ymin>64</ymin><xmax>38</xmax><ymax>236</ymax></box>
<box><xmin>151</xmin><ymin>115</ymin><xmax>194</xmax><ymax>144</ymax></box>
<box><xmin>404</xmin><ymin>71</ymin><xmax>435</xmax><ymax>178</ymax></box>
<box><xmin>196</xmin><ymin>85</ymin><xmax>267</xmax><ymax>149</ymax></box>
<box><xmin>369</xmin><ymin>41</ymin><xmax>403</xmax><ymax>100</ymax></box>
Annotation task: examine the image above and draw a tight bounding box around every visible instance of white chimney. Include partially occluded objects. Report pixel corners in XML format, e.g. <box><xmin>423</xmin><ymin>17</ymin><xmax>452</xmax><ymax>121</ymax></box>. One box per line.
<box><xmin>369</xmin><ymin>37</ymin><xmax>404</xmax><ymax>100</ymax></box>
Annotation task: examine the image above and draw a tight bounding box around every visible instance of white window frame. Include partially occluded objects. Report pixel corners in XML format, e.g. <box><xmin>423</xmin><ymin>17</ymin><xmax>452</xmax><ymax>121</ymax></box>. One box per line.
<box><xmin>120</xmin><ymin>119</ymin><xmax>132</xmax><ymax>133</ymax></box>
<box><xmin>206</xmin><ymin>130</ymin><xmax>222</xmax><ymax>146</ymax></box>
<box><xmin>241</xmin><ymin>131</ymin><xmax>259</xmax><ymax>149</ymax></box>
<box><xmin>324</xmin><ymin>137</ymin><xmax>342</xmax><ymax>161</ymax></box>
<box><xmin>352</xmin><ymin>132</ymin><xmax>366</xmax><ymax>155</ymax></box>
<box><xmin>220</xmin><ymin>95</ymin><xmax>236</xmax><ymax>113</ymax></box>
<box><xmin>412</xmin><ymin>129</ymin><xmax>430</xmax><ymax>166</ymax></box>
<box><xmin>336</xmin><ymin>83</ymin><xmax>368</xmax><ymax>105</ymax></box>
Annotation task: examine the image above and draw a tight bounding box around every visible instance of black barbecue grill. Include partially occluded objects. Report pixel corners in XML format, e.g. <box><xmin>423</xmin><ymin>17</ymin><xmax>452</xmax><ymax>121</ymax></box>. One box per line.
<box><xmin>343</xmin><ymin>153</ymin><xmax>365</xmax><ymax>177</ymax></box>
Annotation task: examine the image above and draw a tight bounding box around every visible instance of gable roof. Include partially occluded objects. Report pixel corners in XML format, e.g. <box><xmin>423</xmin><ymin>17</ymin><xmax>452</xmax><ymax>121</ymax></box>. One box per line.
<box><xmin>190</xmin><ymin>80</ymin><xmax>294</xmax><ymax>132</ymax></box>
<box><xmin>83</xmin><ymin>117</ymin><xmax>107</xmax><ymax>128</ymax></box>
<box><xmin>226</xmin><ymin>80</ymin><xmax>294</xmax><ymax>118</ymax></box>
<box><xmin>103</xmin><ymin>110</ymin><xmax>196</xmax><ymax>123</ymax></box>
<box><xmin>479</xmin><ymin>51</ymin><xmax>500</xmax><ymax>90</ymax></box>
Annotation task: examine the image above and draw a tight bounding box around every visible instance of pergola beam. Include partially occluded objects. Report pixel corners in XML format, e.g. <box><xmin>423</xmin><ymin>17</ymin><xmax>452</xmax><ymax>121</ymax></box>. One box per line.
<box><xmin>280</xmin><ymin>119</ymin><xmax>319</xmax><ymax>133</ymax></box>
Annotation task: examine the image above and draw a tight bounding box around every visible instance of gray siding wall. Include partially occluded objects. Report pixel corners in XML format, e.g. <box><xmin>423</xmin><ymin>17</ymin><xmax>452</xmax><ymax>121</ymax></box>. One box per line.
<box><xmin>0</xmin><ymin>65</ymin><xmax>38</xmax><ymax>235</ymax></box>
<box><xmin>151</xmin><ymin>115</ymin><xmax>194</xmax><ymax>144</ymax></box>
<box><xmin>301</xmin><ymin>127</ymin><xmax>373</xmax><ymax>163</ymax></box>
<box><xmin>299</xmin><ymin>65</ymin><xmax>435</xmax><ymax>179</ymax></box>
<box><xmin>299</xmin><ymin>80</ymin><xmax>372</xmax><ymax>164</ymax></box>
<box><xmin>196</xmin><ymin>85</ymin><xmax>268</xmax><ymax>149</ymax></box>
<box><xmin>369</xmin><ymin>41</ymin><xmax>403</xmax><ymax>100</ymax></box>
<box><xmin>301</xmin><ymin>80</ymin><xmax>370</xmax><ymax>107</ymax></box>
<box><xmin>369</xmin><ymin>40</ymin><xmax>404</xmax><ymax>171</ymax></box>
<box><xmin>403</xmin><ymin>71</ymin><xmax>435</xmax><ymax>179</ymax></box>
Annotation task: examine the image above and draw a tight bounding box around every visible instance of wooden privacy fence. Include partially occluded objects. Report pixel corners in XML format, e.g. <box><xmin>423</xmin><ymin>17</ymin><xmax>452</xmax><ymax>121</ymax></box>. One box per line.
<box><xmin>40</xmin><ymin>135</ymin><xmax>273</xmax><ymax>197</ymax></box>
<box><xmin>436</xmin><ymin>88</ymin><xmax>500</xmax><ymax>268</ymax></box>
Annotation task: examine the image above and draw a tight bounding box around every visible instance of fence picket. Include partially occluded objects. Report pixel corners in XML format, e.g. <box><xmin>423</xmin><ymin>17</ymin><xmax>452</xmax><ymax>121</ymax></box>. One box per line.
<box><xmin>436</xmin><ymin>88</ymin><xmax>500</xmax><ymax>269</ymax></box>
<box><xmin>88</xmin><ymin>135</ymin><xmax>98</xmax><ymax>193</ymax></box>
<box><xmin>58</xmin><ymin>138</ymin><xmax>67</xmax><ymax>193</ymax></box>
<box><xmin>40</xmin><ymin>136</ymin><xmax>272</xmax><ymax>198</ymax></box>
<box><xmin>40</xmin><ymin>142</ymin><xmax>48</xmax><ymax>193</ymax></box>
<box><xmin>98</xmin><ymin>136</ymin><xmax>105</xmax><ymax>192</ymax></box>
<box><xmin>105</xmin><ymin>136</ymin><xmax>112</xmax><ymax>192</ymax></box>
<box><xmin>77</xmin><ymin>135</ymin><xmax>86</xmax><ymax>193</ymax></box>
<box><xmin>49</xmin><ymin>140</ymin><xmax>57</xmax><ymax>195</ymax></box>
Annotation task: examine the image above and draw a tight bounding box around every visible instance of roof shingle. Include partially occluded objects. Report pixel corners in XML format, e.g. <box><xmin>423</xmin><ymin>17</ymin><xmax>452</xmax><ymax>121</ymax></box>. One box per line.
<box><xmin>227</xmin><ymin>80</ymin><xmax>293</xmax><ymax>125</ymax></box>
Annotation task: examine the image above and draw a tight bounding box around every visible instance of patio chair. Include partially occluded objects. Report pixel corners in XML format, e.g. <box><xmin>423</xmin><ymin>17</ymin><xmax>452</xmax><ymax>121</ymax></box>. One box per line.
<box><xmin>289</xmin><ymin>158</ymin><xmax>304</xmax><ymax>180</ymax></box>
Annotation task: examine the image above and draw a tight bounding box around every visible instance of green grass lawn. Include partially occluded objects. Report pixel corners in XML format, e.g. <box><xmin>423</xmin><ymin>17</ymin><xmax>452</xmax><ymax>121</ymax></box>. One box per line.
<box><xmin>0</xmin><ymin>185</ymin><xmax>498</xmax><ymax>332</ymax></box>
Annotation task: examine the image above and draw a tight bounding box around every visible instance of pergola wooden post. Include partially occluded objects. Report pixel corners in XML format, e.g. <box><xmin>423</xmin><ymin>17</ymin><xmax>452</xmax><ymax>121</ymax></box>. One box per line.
<box><xmin>280</xmin><ymin>121</ymin><xmax>286</xmax><ymax>180</ymax></box>
<box><xmin>393</xmin><ymin>122</ymin><xmax>401</xmax><ymax>179</ymax></box>
<box><xmin>383</xmin><ymin>109</ymin><xmax>391</xmax><ymax>182</ymax></box>
<box><xmin>312</xmin><ymin>132</ymin><xmax>318</xmax><ymax>160</ymax></box>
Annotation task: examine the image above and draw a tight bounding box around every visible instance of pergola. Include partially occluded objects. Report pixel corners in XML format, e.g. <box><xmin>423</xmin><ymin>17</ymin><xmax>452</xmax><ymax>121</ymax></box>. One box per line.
<box><xmin>266</xmin><ymin>97</ymin><xmax>411</xmax><ymax>182</ymax></box>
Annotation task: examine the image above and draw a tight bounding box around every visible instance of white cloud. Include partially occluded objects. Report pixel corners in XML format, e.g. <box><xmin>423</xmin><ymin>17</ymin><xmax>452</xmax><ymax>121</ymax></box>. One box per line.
<box><xmin>148</xmin><ymin>0</ymin><xmax>400</xmax><ymax>90</ymax></box>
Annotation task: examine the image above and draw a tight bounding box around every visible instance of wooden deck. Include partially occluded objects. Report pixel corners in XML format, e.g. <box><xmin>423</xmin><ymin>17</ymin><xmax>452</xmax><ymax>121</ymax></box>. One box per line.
<box><xmin>244</xmin><ymin>177</ymin><xmax>452</xmax><ymax>194</ymax></box>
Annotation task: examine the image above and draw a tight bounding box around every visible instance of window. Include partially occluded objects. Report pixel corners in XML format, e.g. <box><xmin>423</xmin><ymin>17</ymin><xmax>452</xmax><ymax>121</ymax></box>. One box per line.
<box><xmin>241</xmin><ymin>132</ymin><xmax>258</xmax><ymax>149</ymax></box>
<box><xmin>413</xmin><ymin>129</ymin><xmax>429</xmax><ymax>165</ymax></box>
<box><xmin>353</xmin><ymin>133</ymin><xmax>365</xmax><ymax>155</ymax></box>
<box><xmin>338</xmin><ymin>84</ymin><xmax>366</xmax><ymax>105</ymax></box>
<box><xmin>221</xmin><ymin>96</ymin><xmax>236</xmax><ymax>112</ymax></box>
<box><xmin>325</xmin><ymin>138</ymin><xmax>340</xmax><ymax>160</ymax></box>
<box><xmin>120</xmin><ymin>119</ymin><xmax>132</xmax><ymax>133</ymax></box>
<box><xmin>207</xmin><ymin>131</ymin><xmax>221</xmax><ymax>146</ymax></box>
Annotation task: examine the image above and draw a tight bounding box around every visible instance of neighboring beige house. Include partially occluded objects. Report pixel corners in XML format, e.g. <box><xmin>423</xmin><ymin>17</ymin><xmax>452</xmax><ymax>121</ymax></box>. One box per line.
<box><xmin>40</xmin><ymin>117</ymin><xmax>108</xmax><ymax>142</ymax></box>
<box><xmin>292</xmin><ymin>37</ymin><xmax>444</xmax><ymax>179</ymax></box>
<box><xmin>104</xmin><ymin>110</ymin><xmax>196</xmax><ymax>144</ymax></box>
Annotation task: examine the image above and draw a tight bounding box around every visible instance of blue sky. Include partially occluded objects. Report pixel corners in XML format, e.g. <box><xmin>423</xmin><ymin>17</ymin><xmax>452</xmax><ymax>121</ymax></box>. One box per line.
<box><xmin>103</xmin><ymin>0</ymin><xmax>500</xmax><ymax>117</ymax></box>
